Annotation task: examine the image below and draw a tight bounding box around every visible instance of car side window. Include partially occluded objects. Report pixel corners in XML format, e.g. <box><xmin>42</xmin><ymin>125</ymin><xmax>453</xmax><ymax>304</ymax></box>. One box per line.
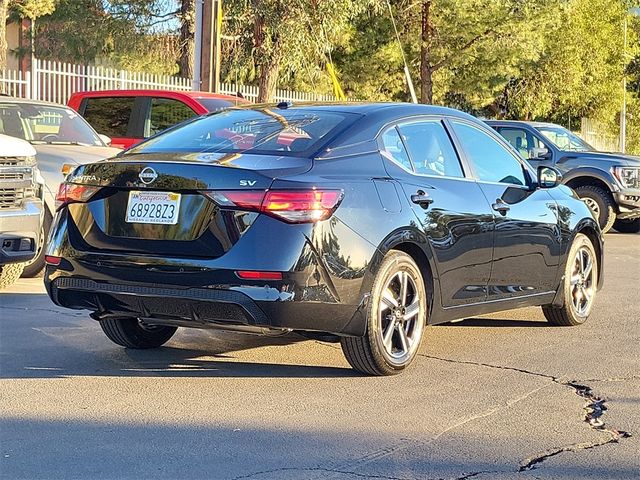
<box><xmin>381</xmin><ymin>127</ymin><xmax>413</xmax><ymax>171</ymax></box>
<box><xmin>397</xmin><ymin>121</ymin><xmax>464</xmax><ymax>178</ymax></box>
<box><xmin>497</xmin><ymin>127</ymin><xmax>545</xmax><ymax>160</ymax></box>
<box><xmin>148</xmin><ymin>98</ymin><xmax>197</xmax><ymax>137</ymax></box>
<box><xmin>452</xmin><ymin>121</ymin><xmax>526</xmax><ymax>186</ymax></box>
<box><xmin>82</xmin><ymin>97</ymin><xmax>135</xmax><ymax>138</ymax></box>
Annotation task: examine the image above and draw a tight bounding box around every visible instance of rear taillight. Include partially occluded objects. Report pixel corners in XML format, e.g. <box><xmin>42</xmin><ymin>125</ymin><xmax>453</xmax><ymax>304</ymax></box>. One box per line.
<box><xmin>205</xmin><ymin>189</ymin><xmax>343</xmax><ymax>223</ymax></box>
<box><xmin>55</xmin><ymin>183</ymin><xmax>100</xmax><ymax>210</ymax></box>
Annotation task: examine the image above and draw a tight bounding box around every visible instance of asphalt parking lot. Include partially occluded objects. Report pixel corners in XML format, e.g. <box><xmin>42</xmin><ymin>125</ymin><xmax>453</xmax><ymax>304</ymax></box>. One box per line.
<box><xmin>0</xmin><ymin>233</ymin><xmax>638</xmax><ymax>480</ymax></box>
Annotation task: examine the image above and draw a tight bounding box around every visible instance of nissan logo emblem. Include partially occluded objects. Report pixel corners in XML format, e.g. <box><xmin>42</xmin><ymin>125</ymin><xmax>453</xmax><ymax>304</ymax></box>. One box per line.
<box><xmin>139</xmin><ymin>167</ymin><xmax>158</xmax><ymax>185</ymax></box>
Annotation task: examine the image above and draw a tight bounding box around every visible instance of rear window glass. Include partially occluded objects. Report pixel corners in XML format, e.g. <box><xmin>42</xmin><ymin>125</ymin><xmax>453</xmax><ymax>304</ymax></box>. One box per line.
<box><xmin>82</xmin><ymin>97</ymin><xmax>135</xmax><ymax>138</ymax></box>
<box><xmin>129</xmin><ymin>108</ymin><xmax>359</xmax><ymax>156</ymax></box>
<box><xmin>198</xmin><ymin>98</ymin><xmax>241</xmax><ymax>112</ymax></box>
<box><xmin>148</xmin><ymin>98</ymin><xmax>196</xmax><ymax>136</ymax></box>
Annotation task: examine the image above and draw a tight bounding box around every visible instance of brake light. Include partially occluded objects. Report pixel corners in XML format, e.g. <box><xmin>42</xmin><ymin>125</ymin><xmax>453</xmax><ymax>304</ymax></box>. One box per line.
<box><xmin>205</xmin><ymin>189</ymin><xmax>343</xmax><ymax>223</ymax></box>
<box><xmin>55</xmin><ymin>183</ymin><xmax>100</xmax><ymax>210</ymax></box>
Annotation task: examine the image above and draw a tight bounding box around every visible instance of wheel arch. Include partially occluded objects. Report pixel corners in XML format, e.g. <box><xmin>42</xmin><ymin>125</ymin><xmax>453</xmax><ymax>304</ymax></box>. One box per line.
<box><xmin>564</xmin><ymin>173</ymin><xmax>615</xmax><ymax>199</ymax></box>
<box><xmin>357</xmin><ymin>226</ymin><xmax>441</xmax><ymax>324</ymax></box>
<box><xmin>575</xmin><ymin>222</ymin><xmax>604</xmax><ymax>291</ymax></box>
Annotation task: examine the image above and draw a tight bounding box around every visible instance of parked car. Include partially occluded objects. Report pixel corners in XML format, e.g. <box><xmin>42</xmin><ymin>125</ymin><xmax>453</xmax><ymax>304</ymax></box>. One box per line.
<box><xmin>0</xmin><ymin>97</ymin><xmax>120</xmax><ymax>276</ymax></box>
<box><xmin>0</xmin><ymin>134</ymin><xmax>44</xmax><ymax>288</ymax></box>
<box><xmin>68</xmin><ymin>90</ymin><xmax>249</xmax><ymax>149</ymax></box>
<box><xmin>45</xmin><ymin>103</ymin><xmax>602</xmax><ymax>375</ymax></box>
<box><xmin>486</xmin><ymin>120</ymin><xmax>640</xmax><ymax>233</ymax></box>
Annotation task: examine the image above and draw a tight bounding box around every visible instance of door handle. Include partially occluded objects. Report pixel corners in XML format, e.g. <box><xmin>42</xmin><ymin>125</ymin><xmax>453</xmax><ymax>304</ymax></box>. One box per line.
<box><xmin>492</xmin><ymin>198</ymin><xmax>510</xmax><ymax>215</ymax></box>
<box><xmin>411</xmin><ymin>190</ymin><xmax>434</xmax><ymax>209</ymax></box>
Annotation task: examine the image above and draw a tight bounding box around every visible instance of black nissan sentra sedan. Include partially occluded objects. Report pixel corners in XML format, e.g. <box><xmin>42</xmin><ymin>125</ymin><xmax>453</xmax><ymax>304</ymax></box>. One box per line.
<box><xmin>44</xmin><ymin>103</ymin><xmax>602</xmax><ymax>375</ymax></box>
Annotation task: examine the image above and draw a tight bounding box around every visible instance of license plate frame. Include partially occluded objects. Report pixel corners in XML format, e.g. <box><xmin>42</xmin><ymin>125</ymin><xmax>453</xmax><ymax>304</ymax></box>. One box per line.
<box><xmin>125</xmin><ymin>190</ymin><xmax>181</xmax><ymax>225</ymax></box>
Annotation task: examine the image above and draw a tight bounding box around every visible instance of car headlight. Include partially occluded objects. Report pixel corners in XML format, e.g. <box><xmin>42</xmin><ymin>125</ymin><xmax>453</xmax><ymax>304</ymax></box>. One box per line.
<box><xmin>613</xmin><ymin>166</ymin><xmax>640</xmax><ymax>189</ymax></box>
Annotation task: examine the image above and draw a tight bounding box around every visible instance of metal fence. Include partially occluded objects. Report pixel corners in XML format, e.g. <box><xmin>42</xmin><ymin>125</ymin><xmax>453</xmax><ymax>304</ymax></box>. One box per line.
<box><xmin>581</xmin><ymin>117</ymin><xmax>620</xmax><ymax>153</ymax></box>
<box><xmin>1</xmin><ymin>58</ymin><xmax>337</xmax><ymax>105</ymax></box>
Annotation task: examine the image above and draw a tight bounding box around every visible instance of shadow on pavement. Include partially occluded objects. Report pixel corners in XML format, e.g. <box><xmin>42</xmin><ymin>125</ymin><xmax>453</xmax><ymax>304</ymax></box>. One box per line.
<box><xmin>0</xmin><ymin>293</ymin><xmax>358</xmax><ymax>380</ymax></box>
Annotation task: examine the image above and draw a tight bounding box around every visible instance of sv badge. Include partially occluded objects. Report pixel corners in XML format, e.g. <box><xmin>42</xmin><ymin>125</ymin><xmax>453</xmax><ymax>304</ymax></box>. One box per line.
<box><xmin>239</xmin><ymin>180</ymin><xmax>257</xmax><ymax>186</ymax></box>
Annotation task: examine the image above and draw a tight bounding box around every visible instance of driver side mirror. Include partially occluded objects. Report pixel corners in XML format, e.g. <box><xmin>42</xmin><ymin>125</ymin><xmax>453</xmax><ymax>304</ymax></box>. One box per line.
<box><xmin>537</xmin><ymin>166</ymin><xmax>562</xmax><ymax>189</ymax></box>
<box><xmin>529</xmin><ymin>147</ymin><xmax>551</xmax><ymax>161</ymax></box>
<box><xmin>98</xmin><ymin>134</ymin><xmax>112</xmax><ymax>146</ymax></box>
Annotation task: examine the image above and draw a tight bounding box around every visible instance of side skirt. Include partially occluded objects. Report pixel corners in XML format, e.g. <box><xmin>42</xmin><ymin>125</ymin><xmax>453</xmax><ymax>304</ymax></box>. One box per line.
<box><xmin>429</xmin><ymin>291</ymin><xmax>557</xmax><ymax>325</ymax></box>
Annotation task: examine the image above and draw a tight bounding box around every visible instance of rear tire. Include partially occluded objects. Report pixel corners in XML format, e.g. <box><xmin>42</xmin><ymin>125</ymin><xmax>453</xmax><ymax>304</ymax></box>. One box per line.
<box><xmin>574</xmin><ymin>185</ymin><xmax>616</xmax><ymax>233</ymax></box>
<box><xmin>542</xmin><ymin>233</ymin><xmax>597</xmax><ymax>326</ymax></box>
<box><xmin>99</xmin><ymin>317</ymin><xmax>177</xmax><ymax>349</ymax></box>
<box><xmin>613</xmin><ymin>218</ymin><xmax>640</xmax><ymax>234</ymax></box>
<box><xmin>341</xmin><ymin>251</ymin><xmax>427</xmax><ymax>376</ymax></box>
<box><xmin>21</xmin><ymin>208</ymin><xmax>52</xmax><ymax>278</ymax></box>
<box><xmin>0</xmin><ymin>263</ymin><xmax>25</xmax><ymax>289</ymax></box>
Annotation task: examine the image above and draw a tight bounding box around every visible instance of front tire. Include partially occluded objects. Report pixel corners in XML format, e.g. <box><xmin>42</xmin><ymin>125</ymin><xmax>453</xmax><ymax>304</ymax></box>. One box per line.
<box><xmin>542</xmin><ymin>233</ymin><xmax>598</xmax><ymax>326</ymax></box>
<box><xmin>574</xmin><ymin>185</ymin><xmax>616</xmax><ymax>233</ymax></box>
<box><xmin>341</xmin><ymin>251</ymin><xmax>427</xmax><ymax>376</ymax></box>
<box><xmin>99</xmin><ymin>317</ymin><xmax>177</xmax><ymax>348</ymax></box>
<box><xmin>613</xmin><ymin>218</ymin><xmax>640</xmax><ymax>234</ymax></box>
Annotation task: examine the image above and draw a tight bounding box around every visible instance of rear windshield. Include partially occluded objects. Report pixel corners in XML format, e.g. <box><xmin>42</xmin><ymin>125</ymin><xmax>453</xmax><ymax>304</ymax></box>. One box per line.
<box><xmin>198</xmin><ymin>98</ymin><xmax>242</xmax><ymax>112</ymax></box>
<box><xmin>128</xmin><ymin>108</ymin><xmax>359</xmax><ymax>156</ymax></box>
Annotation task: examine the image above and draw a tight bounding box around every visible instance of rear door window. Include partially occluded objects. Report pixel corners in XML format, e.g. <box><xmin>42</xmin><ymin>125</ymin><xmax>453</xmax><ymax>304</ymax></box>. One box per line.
<box><xmin>82</xmin><ymin>97</ymin><xmax>135</xmax><ymax>138</ymax></box>
<box><xmin>397</xmin><ymin>120</ymin><xmax>464</xmax><ymax>178</ymax></box>
<box><xmin>147</xmin><ymin>98</ymin><xmax>197</xmax><ymax>137</ymax></box>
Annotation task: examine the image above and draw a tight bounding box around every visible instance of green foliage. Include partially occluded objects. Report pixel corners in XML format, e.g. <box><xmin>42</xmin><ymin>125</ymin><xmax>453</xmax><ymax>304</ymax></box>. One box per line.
<box><xmin>10</xmin><ymin>0</ymin><xmax>56</xmax><ymax>20</ymax></box>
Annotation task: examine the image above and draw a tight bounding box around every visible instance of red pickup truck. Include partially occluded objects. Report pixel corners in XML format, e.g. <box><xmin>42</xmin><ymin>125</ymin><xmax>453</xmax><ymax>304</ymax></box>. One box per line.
<box><xmin>67</xmin><ymin>90</ymin><xmax>248</xmax><ymax>149</ymax></box>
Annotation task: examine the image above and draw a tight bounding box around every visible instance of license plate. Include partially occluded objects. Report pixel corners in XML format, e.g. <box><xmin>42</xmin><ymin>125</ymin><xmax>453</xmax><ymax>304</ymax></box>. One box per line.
<box><xmin>126</xmin><ymin>191</ymin><xmax>181</xmax><ymax>225</ymax></box>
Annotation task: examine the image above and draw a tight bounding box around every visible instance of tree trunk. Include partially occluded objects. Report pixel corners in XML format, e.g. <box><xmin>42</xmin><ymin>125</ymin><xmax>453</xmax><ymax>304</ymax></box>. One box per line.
<box><xmin>254</xmin><ymin>13</ymin><xmax>280</xmax><ymax>103</ymax></box>
<box><xmin>257</xmin><ymin>55</ymin><xmax>280</xmax><ymax>102</ymax></box>
<box><xmin>0</xmin><ymin>0</ymin><xmax>8</xmax><ymax>71</ymax></box>
<box><xmin>178</xmin><ymin>0</ymin><xmax>195</xmax><ymax>78</ymax></box>
<box><xmin>420</xmin><ymin>0</ymin><xmax>433</xmax><ymax>104</ymax></box>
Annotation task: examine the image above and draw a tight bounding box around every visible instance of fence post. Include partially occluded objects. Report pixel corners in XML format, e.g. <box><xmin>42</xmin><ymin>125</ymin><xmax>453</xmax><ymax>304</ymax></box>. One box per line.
<box><xmin>24</xmin><ymin>71</ymin><xmax>31</xmax><ymax>99</ymax></box>
<box><xmin>120</xmin><ymin>70</ymin><xmax>126</xmax><ymax>89</ymax></box>
<box><xmin>31</xmin><ymin>58</ymin><xmax>39</xmax><ymax>100</ymax></box>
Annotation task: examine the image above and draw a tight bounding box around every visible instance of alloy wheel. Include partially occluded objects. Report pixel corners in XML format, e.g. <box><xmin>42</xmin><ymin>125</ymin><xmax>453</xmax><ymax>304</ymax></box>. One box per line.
<box><xmin>570</xmin><ymin>246</ymin><xmax>595</xmax><ymax>317</ymax></box>
<box><xmin>378</xmin><ymin>270</ymin><xmax>423</xmax><ymax>365</ymax></box>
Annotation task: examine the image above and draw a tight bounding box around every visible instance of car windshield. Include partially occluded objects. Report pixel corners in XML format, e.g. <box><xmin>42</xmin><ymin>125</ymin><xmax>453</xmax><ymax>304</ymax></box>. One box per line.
<box><xmin>537</xmin><ymin>126</ymin><xmax>594</xmax><ymax>152</ymax></box>
<box><xmin>0</xmin><ymin>102</ymin><xmax>103</xmax><ymax>146</ymax></box>
<box><xmin>129</xmin><ymin>107</ymin><xmax>359</xmax><ymax>156</ymax></box>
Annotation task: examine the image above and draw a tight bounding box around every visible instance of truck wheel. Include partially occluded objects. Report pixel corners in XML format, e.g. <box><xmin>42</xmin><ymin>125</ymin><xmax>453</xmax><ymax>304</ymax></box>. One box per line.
<box><xmin>574</xmin><ymin>185</ymin><xmax>616</xmax><ymax>233</ymax></box>
<box><xmin>340</xmin><ymin>251</ymin><xmax>427</xmax><ymax>376</ymax></box>
<box><xmin>542</xmin><ymin>233</ymin><xmax>597</xmax><ymax>326</ymax></box>
<box><xmin>613</xmin><ymin>218</ymin><xmax>640</xmax><ymax>234</ymax></box>
<box><xmin>99</xmin><ymin>317</ymin><xmax>177</xmax><ymax>349</ymax></box>
<box><xmin>0</xmin><ymin>263</ymin><xmax>25</xmax><ymax>289</ymax></box>
<box><xmin>21</xmin><ymin>208</ymin><xmax>52</xmax><ymax>278</ymax></box>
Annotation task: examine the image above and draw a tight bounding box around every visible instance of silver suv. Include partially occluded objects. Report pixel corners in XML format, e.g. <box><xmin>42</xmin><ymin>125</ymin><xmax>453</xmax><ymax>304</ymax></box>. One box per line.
<box><xmin>0</xmin><ymin>134</ymin><xmax>44</xmax><ymax>288</ymax></box>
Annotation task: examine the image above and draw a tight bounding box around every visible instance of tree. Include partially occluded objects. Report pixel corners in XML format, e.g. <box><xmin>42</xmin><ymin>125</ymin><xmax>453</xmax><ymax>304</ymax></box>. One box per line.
<box><xmin>501</xmin><ymin>0</ymin><xmax>630</xmax><ymax>125</ymax></box>
<box><xmin>0</xmin><ymin>0</ymin><xmax>57</xmax><ymax>69</ymax></box>
<box><xmin>0</xmin><ymin>0</ymin><xmax>8</xmax><ymax>69</ymax></box>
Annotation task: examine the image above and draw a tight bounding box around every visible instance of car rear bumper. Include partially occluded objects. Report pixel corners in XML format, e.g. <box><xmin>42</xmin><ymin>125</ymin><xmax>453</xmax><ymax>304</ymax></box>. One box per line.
<box><xmin>45</xmin><ymin>265</ymin><xmax>368</xmax><ymax>337</ymax></box>
<box><xmin>0</xmin><ymin>199</ymin><xmax>43</xmax><ymax>265</ymax></box>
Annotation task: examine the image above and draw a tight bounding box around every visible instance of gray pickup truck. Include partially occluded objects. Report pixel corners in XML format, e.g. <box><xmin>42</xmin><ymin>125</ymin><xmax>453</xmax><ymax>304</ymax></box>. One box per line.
<box><xmin>0</xmin><ymin>134</ymin><xmax>44</xmax><ymax>288</ymax></box>
<box><xmin>486</xmin><ymin>120</ymin><xmax>640</xmax><ymax>233</ymax></box>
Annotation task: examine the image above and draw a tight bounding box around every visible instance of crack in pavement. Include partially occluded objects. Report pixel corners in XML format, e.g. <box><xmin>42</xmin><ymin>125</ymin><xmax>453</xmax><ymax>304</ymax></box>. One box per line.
<box><xmin>420</xmin><ymin>354</ymin><xmax>632</xmax><ymax>473</ymax></box>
